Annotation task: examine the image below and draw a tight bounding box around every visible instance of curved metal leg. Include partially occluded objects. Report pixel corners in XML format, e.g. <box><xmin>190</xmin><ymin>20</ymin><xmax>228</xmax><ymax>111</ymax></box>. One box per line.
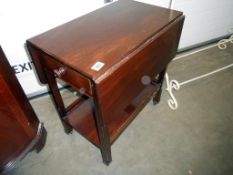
<box><xmin>217</xmin><ymin>34</ymin><xmax>233</xmax><ymax>50</ymax></box>
<box><xmin>165</xmin><ymin>73</ymin><xmax>180</xmax><ymax>110</ymax></box>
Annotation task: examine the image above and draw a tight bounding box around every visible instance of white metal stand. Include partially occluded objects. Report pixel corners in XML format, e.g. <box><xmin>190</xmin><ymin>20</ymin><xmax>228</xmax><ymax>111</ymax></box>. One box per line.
<box><xmin>165</xmin><ymin>34</ymin><xmax>233</xmax><ymax>110</ymax></box>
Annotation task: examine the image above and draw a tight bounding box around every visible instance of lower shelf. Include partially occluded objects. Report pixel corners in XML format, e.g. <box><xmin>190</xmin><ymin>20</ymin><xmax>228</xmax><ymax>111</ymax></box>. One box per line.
<box><xmin>64</xmin><ymin>84</ymin><xmax>159</xmax><ymax>147</ymax></box>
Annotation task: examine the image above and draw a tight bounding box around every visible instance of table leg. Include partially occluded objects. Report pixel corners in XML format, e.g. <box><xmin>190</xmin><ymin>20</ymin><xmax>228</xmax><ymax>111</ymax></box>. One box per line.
<box><xmin>44</xmin><ymin>69</ymin><xmax>73</xmax><ymax>134</ymax></box>
<box><xmin>152</xmin><ymin>67</ymin><xmax>167</xmax><ymax>105</ymax></box>
<box><xmin>92</xmin><ymin>86</ymin><xmax>112</xmax><ymax>165</ymax></box>
<box><xmin>100</xmin><ymin>124</ymin><xmax>112</xmax><ymax>165</ymax></box>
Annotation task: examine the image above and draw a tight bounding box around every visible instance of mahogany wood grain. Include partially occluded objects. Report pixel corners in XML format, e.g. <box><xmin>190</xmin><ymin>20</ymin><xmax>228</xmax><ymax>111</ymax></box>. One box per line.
<box><xmin>27</xmin><ymin>0</ymin><xmax>182</xmax><ymax>80</ymax></box>
<box><xmin>97</xmin><ymin>16</ymin><xmax>184</xmax><ymax>125</ymax></box>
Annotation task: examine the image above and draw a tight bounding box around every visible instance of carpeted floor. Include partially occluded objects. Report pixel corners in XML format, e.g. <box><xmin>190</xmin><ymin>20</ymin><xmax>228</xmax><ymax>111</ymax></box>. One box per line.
<box><xmin>7</xmin><ymin>42</ymin><xmax>233</xmax><ymax>175</ymax></box>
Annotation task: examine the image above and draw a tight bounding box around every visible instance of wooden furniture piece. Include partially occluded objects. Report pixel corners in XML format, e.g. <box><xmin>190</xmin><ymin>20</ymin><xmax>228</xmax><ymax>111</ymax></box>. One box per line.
<box><xmin>26</xmin><ymin>0</ymin><xmax>184</xmax><ymax>165</ymax></box>
<box><xmin>0</xmin><ymin>46</ymin><xmax>47</xmax><ymax>173</ymax></box>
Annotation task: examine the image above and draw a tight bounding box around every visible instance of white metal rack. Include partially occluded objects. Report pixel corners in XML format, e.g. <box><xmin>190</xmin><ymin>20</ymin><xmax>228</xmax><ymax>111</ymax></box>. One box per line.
<box><xmin>165</xmin><ymin>34</ymin><xmax>233</xmax><ymax>110</ymax></box>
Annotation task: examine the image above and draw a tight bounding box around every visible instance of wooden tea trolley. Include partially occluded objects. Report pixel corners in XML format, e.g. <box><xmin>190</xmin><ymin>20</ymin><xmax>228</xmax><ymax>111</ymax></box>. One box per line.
<box><xmin>27</xmin><ymin>0</ymin><xmax>184</xmax><ymax>165</ymax></box>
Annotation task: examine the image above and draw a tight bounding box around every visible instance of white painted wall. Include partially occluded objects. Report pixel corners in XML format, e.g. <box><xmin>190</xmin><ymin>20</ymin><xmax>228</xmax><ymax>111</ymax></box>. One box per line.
<box><xmin>0</xmin><ymin>0</ymin><xmax>105</xmax><ymax>96</ymax></box>
<box><xmin>137</xmin><ymin>0</ymin><xmax>233</xmax><ymax>49</ymax></box>
<box><xmin>173</xmin><ymin>0</ymin><xmax>233</xmax><ymax>49</ymax></box>
<box><xmin>134</xmin><ymin>0</ymin><xmax>170</xmax><ymax>8</ymax></box>
<box><xmin>1</xmin><ymin>0</ymin><xmax>232</xmax><ymax>96</ymax></box>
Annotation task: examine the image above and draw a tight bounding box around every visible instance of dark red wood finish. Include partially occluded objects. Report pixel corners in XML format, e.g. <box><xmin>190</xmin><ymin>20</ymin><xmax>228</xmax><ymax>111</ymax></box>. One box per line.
<box><xmin>0</xmin><ymin>46</ymin><xmax>47</xmax><ymax>173</ymax></box>
<box><xmin>26</xmin><ymin>0</ymin><xmax>184</xmax><ymax>165</ymax></box>
<box><xmin>27</xmin><ymin>0</ymin><xmax>182</xmax><ymax>81</ymax></box>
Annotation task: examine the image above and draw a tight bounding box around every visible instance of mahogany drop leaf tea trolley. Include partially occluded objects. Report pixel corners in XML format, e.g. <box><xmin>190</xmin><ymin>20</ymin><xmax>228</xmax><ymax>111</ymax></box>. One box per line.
<box><xmin>27</xmin><ymin>1</ymin><xmax>184</xmax><ymax>165</ymax></box>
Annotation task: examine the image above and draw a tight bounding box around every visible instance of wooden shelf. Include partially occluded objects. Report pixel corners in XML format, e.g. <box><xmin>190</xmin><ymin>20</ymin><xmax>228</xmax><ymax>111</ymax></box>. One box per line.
<box><xmin>64</xmin><ymin>96</ymin><xmax>99</xmax><ymax>146</ymax></box>
<box><xmin>63</xmin><ymin>84</ymin><xmax>159</xmax><ymax>147</ymax></box>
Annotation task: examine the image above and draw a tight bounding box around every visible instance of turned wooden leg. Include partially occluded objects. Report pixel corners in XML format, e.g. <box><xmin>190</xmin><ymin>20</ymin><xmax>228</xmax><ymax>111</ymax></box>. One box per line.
<box><xmin>44</xmin><ymin>69</ymin><xmax>73</xmax><ymax>134</ymax></box>
<box><xmin>152</xmin><ymin>67</ymin><xmax>167</xmax><ymax>105</ymax></box>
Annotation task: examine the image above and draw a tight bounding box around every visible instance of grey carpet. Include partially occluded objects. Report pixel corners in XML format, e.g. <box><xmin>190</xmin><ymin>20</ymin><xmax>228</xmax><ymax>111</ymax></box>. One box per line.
<box><xmin>7</xmin><ymin>42</ymin><xmax>233</xmax><ymax>175</ymax></box>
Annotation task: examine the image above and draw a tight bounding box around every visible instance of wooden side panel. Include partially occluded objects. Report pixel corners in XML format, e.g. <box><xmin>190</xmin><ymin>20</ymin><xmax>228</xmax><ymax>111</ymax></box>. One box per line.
<box><xmin>0</xmin><ymin>47</ymin><xmax>39</xmax><ymax>133</ymax></box>
<box><xmin>0</xmin><ymin>46</ymin><xmax>40</xmax><ymax>171</ymax></box>
<box><xmin>0</xmin><ymin>77</ymin><xmax>31</xmax><ymax>168</ymax></box>
<box><xmin>97</xmin><ymin>16</ymin><xmax>184</xmax><ymax>125</ymax></box>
